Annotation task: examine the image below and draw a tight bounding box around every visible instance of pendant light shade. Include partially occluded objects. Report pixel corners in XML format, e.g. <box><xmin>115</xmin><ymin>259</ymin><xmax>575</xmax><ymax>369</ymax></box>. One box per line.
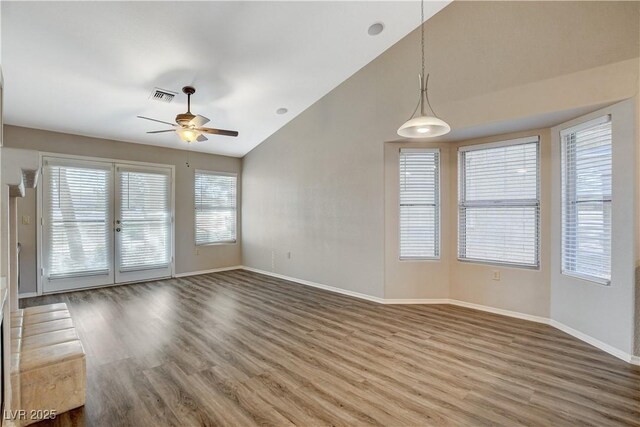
<box><xmin>397</xmin><ymin>0</ymin><xmax>450</xmax><ymax>139</ymax></box>
<box><xmin>398</xmin><ymin>115</ymin><xmax>450</xmax><ymax>138</ymax></box>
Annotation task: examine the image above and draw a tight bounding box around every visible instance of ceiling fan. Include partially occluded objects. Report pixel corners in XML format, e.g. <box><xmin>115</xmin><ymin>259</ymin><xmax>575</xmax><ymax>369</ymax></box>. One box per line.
<box><xmin>138</xmin><ymin>86</ymin><xmax>238</xmax><ymax>143</ymax></box>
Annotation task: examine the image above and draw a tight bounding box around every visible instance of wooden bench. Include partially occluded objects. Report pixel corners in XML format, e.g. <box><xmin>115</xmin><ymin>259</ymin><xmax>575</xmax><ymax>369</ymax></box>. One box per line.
<box><xmin>10</xmin><ymin>303</ymin><xmax>86</xmax><ymax>426</ymax></box>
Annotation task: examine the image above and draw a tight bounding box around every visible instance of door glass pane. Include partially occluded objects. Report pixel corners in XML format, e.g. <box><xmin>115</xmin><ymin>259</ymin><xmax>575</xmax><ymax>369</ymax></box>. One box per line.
<box><xmin>46</xmin><ymin>163</ymin><xmax>111</xmax><ymax>278</ymax></box>
<box><xmin>118</xmin><ymin>169</ymin><xmax>171</xmax><ymax>271</ymax></box>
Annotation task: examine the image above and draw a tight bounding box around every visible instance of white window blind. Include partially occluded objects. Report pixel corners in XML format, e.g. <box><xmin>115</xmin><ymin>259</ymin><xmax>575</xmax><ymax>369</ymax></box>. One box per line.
<box><xmin>561</xmin><ymin>116</ymin><xmax>612</xmax><ymax>284</ymax></box>
<box><xmin>44</xmin><ymin>161</ymin><xmax>111</xmax><ymax>279</ymax></box>
<box><xmin>399</xmin><ymin>148</ymin><xmax>440</xmax><ymax>259</ymax></box>
<box><xmin>195</xmin><ymin>171</ymin><xmax>237</xmax><ymax>245</ymax></box>
<box><xmin>118</xmin><ymin>169</ymin><xmax>171</xmax><ymax>271</ymax></box>
<box><xmin>458</xmin><ymin>137</ymin><xmax>540</xmax><ymax>267</ymax></box>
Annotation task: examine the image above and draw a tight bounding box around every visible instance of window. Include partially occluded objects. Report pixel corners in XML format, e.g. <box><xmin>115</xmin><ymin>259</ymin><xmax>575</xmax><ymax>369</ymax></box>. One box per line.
<box><xmin>561</xmin><ymin>116</ymin><xmax>612</xmax><ymax>284</ymax></box>
<box><xmin>399</xmin><ymin>148</ymin><xmax>440</xmax><ymax>259</ymax></box>
<box><xmin>195</xmin><ymin>171</ymin><xmax>237</xmax><ymax>245</ymax></box>
<box><xmin>458</xmin><ymin>137</ymin><xmax>540</xmax><ymax>267</ymax></box>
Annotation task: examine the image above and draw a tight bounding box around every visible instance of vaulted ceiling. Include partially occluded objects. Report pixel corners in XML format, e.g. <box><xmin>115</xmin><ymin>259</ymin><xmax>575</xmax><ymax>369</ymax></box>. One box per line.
<box><xmin>2</xmin><ymin>1</ymin><xmax>449</xmax><ymax>157</ymax></box>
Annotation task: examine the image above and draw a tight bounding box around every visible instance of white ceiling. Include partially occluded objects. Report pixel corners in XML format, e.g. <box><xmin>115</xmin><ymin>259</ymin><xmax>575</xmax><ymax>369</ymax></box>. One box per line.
<box><xmin>2</xmin><ymin>1</ymin><xmax>449</xmax><ymax>157</ymax></box>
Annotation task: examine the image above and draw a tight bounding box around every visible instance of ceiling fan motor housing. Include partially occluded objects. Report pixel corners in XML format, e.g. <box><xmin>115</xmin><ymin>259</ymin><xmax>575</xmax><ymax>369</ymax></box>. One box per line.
<box><xmin>176</xmin><ymin>113</ymin><xmax>196</xmax><ymax>126</ymax></box>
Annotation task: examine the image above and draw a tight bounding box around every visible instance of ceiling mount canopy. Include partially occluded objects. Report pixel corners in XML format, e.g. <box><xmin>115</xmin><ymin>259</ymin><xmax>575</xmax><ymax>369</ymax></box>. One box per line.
<box><xmin>397</xmin><ymin>0</ymin><xmax>450</xmax><ymax>139</ymax></box>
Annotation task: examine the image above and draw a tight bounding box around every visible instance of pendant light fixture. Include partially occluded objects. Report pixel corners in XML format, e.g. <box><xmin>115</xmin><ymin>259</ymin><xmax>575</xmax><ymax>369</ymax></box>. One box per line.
<box><xmin>397</xmin><ymin>0</ymin><xmax>450</xmax><ymax>138</ymax></box>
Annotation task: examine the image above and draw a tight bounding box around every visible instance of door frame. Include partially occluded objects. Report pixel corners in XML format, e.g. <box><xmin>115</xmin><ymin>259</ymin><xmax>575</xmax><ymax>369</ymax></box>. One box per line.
<box><xmin>36</xmin><ymin>152</ymin><xmax>176</xmax><ymax>296</ymax></box>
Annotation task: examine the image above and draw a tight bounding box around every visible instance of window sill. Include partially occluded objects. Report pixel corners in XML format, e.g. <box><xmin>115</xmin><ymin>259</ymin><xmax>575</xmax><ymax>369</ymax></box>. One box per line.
<box><xmin>457</xmin><ymin>257</ymin><xmax>540</xmax><ymax>271</ymax></box>
<box><xmin>399</xmin><ymin>257</ymin><xmax>440</xmax><ymax>262</ymax></box>
<box><xmin>196</xmin><ymin>241</ymin><xmax>238</xmax><ymax>247</ymax></box>
<box><xmin>561</xmin><ymin>271</ymin><xmax>610</xmax><ymax>286</ymax></box>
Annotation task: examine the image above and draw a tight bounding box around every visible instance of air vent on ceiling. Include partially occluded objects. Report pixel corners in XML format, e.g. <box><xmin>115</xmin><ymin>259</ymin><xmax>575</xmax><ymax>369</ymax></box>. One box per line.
<box><xmin>149</xmin><ymin>88</ymin><xmax>177</xmax><ymax>103</ymax></box>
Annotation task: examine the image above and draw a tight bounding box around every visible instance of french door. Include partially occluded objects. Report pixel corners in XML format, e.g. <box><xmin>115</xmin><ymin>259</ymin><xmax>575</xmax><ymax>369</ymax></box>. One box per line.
<box><xmin>115</xmin><ymin>165</ymin><xmax>172</xmax><ymax>283</ymax></box>
<box><xmin>41</xmin><ymin>157</ymin><xmax>173</xmax><ymax>293</ymax></box>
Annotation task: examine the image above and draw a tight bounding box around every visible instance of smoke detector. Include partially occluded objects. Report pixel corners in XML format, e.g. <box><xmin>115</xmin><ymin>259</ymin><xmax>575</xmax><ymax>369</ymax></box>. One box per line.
<box><xmin>149</xmin><ymin>88</ymin><xmax>177</xmax><ymax>103</ymax></box>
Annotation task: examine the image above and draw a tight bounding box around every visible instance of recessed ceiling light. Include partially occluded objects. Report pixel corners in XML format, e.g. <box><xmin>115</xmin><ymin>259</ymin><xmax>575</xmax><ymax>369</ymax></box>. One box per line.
<box><xmin>276</xmin><ymin>108</ymin><xmax>288</xmax><ymax>115</ymax></box>
<box><xmin>368</xmin><ymin>22</ymin><xmax>384</xmax><ymax>36</ymax></box>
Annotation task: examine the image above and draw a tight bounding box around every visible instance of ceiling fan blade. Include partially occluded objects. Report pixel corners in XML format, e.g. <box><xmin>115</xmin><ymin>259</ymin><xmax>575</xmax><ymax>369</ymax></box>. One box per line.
<box><xmin>196</xmin><ymin>134</ymin><xmax>208</xmax><ymax>142</ymax></box>
<box><xmin>189</xmin><ymin>115</ymin><xmax>210</xmax><ymax>127</ymax></box>
<box><xmin>137</xmin><ymin>116</ymin><xmax>177</xmax><ymax>127</ymax></box>
<box><xmin>147</xmin><ymin>129</ymin><xmax>176</xmax><ymax>134</ymax></box>
<box><xmin>197</xmin><ymin>127</ymin><xmax>239</xmax><ymax>137</ymax></box>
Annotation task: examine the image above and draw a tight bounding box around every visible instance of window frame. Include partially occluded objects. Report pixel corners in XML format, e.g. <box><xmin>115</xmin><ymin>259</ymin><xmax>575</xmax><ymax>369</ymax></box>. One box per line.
<box><xmin>560</xmin><ymin>115</ymin><xmax>612</xmax><ymax>286</ymax></box>
<box><xmin>457</xmin><ymin>136</ymin><xmax>541</xmax><ymax>269</ymax></box>
<box><xmin>398</xmin><ymin>148</ymin><xmax>441</xmax><ymax>261</ymax></box>
<box><xmin>194</xmin><ymin>169</ymin><xmax>238</xmax><ymax>246</ymax></box>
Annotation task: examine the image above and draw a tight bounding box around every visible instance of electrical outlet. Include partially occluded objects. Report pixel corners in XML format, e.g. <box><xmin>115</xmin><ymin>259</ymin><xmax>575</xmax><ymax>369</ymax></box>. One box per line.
<box><xmin>492</xmin><ymin>270</ymin><xmax>501</xmax><ymax>281</ymax></box>
<box><xmin>287</xmin><ymin>251</ymin><xmax>291</xmax><ymax>260</ymax></box>
<box><xmin>21</xmin><ymin>215</ymin><xmax>31</xmax><ymax>225</ymax></box>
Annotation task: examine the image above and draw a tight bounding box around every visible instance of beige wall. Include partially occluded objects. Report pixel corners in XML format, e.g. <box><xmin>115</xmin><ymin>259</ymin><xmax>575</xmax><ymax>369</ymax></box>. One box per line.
<box><xmin>2</xmin><ymin>2</ymin><xmax>638</xmax><ymax>358</ymax></box>
<box><xmin>242</xmin><ymin>96</ymin><xmax>387</xmax><ymax>297</ymax></box>
<box><xmin>243</xmin><ymin>1</ymin><xmax>639</xmax><ymax>299</ymax></box>
<box><xmin>384</xmin><ymin>141</ymin><xmax>451</xmax><ymax>300</ymax></box>
<box><xmin>384</xmin><ymin>127</ymin><xmax>553</xmax><ymax>318</ymax></box>
<box><xmin>448</xmin><ymin>129</ymin><xmax>552</xmax><ymax>318</ymax></box>
<box><xmin>16</xmin><ymin>189</ymin><xmax>35</xmax><ymax>294</ymax></box>
<box><xmin>4</xmin><ymin>125</ymin><xmax>242</xmax><ymax>294</ymax></box>
<box><xmin>550</xmin><ymin>99</ymin><xmax>638</xmax><ymax>356</ymax></box>
<box><xmin>636</xmin><ymin>71</ymin><xmax>640</xmax><ymax>357</ymax></box>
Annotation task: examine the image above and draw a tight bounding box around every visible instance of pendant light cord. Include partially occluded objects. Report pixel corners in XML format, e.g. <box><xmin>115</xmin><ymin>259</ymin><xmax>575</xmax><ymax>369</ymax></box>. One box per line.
<box><xmin>421</xmin><ymin>0</ymin><xmax>425</xmax><ymax>85</ymax></box>
<box><xmin>420</xmin><ymin>0</ymin><xmax>439</xmax><ymax>118</ymax></box>
<box><xmin>406</xmin><ymin>0</ymin><xmax>439</xmax><ymax>121</ymax></box>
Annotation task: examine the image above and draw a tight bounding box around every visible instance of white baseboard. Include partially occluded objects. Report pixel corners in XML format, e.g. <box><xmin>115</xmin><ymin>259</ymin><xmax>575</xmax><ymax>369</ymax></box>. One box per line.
<box><xmin>241</xmin><ymin>267</ymin><xmax>449</xmax><ymax>304</ymax></box>
<box><xmin>239</xmin><ymin>265</ymin><xmax>639</xmax><ymax>366</ymax></box>
<box><xmin>448</xmin><ymin>299</ymin><xmax>550</xmax><ymax>325</ymax></box>
<box><xmin>549</xmin><ymin>319</ymin><xmax>638</xmax><ymax>365</ymax></box>
<box><xmin>18</xmin><ymin>291</ymin><xmax>38</xmax><ymax>299</ymax></box>
<box><xmin>382</xmin><ymin>298</ymin><xmax>450</xmax><ymax>305</ymax></box>
<box><xmin>174</xmin><ymin>265</ymin><xmax>242</xmax><ymax>278</ymax></box>
<box><xmin>240</xmin><ymin>266</ymin><xmax>387</xmax><ymax>304</ymax></box>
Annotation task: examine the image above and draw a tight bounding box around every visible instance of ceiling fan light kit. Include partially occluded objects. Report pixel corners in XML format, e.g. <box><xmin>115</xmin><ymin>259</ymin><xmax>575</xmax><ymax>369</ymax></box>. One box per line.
<box><xmin>138</xmin><ymin>86</ymin><xmax>239</xmax><ymax>144</ymax></box>
<box><xmin>397</xmin><ymin>0</ymin><xmax>450</xmax><ymax>139</ymax></box>
<box><xmin>177</xmin><ymin>128</ymin><xmax>200</xmax><ymax>143</ymax></box>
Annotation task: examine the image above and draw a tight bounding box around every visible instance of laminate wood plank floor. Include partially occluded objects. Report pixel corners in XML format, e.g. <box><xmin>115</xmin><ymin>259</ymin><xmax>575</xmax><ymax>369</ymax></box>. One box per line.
<box><xmin>21</xmin><ymin>270</ymin><xmax>640</xmax><ymax>427</ymax></box>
